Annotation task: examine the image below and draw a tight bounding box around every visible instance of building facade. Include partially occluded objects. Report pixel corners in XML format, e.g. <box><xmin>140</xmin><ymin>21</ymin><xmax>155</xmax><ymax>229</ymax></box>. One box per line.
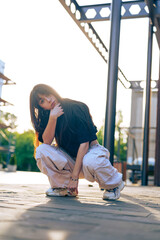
<box><xmin>127</xmin><ymin>83</ymin><xmax>157</xmax><ymax>166</ymax></box>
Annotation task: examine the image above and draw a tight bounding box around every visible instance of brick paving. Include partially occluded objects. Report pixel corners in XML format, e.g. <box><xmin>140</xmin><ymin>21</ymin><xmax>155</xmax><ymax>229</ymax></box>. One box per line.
<box><xmin>0</xmin><ymin>171</ymin><xmax>160</xmax><ymax>240</ymax></box>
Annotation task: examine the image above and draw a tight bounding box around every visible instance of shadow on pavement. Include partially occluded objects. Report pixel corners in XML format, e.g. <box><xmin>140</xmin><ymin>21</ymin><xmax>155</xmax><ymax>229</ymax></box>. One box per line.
<box><xmin>1</xmin><ymin>186</ymin><xmax>160</xmax><ymax>240</ymax></box>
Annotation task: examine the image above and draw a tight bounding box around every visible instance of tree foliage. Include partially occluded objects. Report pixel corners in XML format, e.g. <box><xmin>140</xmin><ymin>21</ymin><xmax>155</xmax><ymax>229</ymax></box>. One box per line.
<box><xmin>97</xmin><ymin>110</ymin><xmax>127</xmax><ymax>162</ymax></box>
<box><xmin>0</xmin><ymin>110</ymin><xmax>17</xmax><ymax>166</ymax></box>
<box><xmin>0</xmin><ymin>110</ymin><xmax>39</xmax><ymax>171</ymax></box>
<box><xmin>0</xmin><ymin>110</ymin><xmax>17</xmax><ymax>129</ymax></box>
<box><xmin>97</xmin><ymin>125</ymin><xmax>104</xmax><ymax>146</ymax></box>
<box><xmin>15</xmin><ymin>130</ymin><xmax>39</xmax><ymax>172</ymax></box>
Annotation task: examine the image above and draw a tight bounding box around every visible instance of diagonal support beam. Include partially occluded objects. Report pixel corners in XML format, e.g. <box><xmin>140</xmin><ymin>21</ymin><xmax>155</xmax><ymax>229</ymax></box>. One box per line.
<box><xmin>59</xmin><ymin>0</ymin><xmax>108</xmax><ymax>64</ymax></box>
<box><xmin>59</xmin><ymin>0</ymin><xmax>129</xmax><ymax>88</ymax></box>
<box><xmin>0</xmin><ymin>72</ymin><xmax>15</xmax><ymax>85</ymax></box>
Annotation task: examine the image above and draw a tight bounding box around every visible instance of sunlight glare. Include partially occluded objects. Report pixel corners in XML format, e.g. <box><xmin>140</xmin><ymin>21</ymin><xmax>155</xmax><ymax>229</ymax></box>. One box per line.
<box><xmin>48</xmin><ymin>231</ymin><xmax>68</xmax><ymax>240</ymax></box>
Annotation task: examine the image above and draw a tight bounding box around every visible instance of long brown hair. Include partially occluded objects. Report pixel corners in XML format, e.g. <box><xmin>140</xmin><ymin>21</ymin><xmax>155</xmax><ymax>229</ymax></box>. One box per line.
<box><xmin>30</xmin><ymin>84</ymin><xmax>62</xmax><ymax>148</ymax></box>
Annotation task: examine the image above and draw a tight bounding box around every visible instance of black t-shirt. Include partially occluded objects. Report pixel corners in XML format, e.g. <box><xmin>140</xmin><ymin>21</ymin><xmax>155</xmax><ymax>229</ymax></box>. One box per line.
<box><xmin>38</xmin><ymin>99</ymin><xmax>97</xmax><ymax>158</ymax></box>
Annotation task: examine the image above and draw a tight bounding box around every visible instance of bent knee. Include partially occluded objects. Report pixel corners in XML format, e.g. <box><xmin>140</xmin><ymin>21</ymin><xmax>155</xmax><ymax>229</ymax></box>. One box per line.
<box><xmin>36</xmin><ymin>143</ymin><xmax>46</xmax><ymax>155</ymax></box>
<box><xmin>83</xmin><ymin>156</ymin><xmax>95</xmax><ymax>171</ymax></box>
<box><xmin>83</xmin><ymin>153</ymin><xmax>111</xmax><ymax>172</ymax></box>
<box><xmin>35</xmin><ymin>144</ymin><xmax>56</xmax><ymax>159</ymax></box>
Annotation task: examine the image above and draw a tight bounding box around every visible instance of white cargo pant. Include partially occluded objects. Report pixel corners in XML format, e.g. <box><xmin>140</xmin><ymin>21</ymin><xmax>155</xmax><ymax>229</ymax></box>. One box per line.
<box><xmin>36</xmin><ymin>143</ymin><xmax>122</xmax><ymax>190</ymax></box>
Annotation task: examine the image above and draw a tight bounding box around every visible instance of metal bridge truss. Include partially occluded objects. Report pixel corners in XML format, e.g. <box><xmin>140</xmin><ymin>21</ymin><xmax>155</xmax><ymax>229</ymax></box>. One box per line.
<box><xmin>59</xmin><ymin>0</ymin><xmax>160</xmax><ymax>87</ymax></box>
<box><xmin>59</xmin><ymin>0</ymin><xmax>160</xmax><ymax>186</ymax></box>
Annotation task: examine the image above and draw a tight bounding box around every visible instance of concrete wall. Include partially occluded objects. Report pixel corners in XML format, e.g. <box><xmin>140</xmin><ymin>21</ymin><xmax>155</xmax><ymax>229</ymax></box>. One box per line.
<box><xmin>127</xmin><ymin>89</ymin><xmax>157</xmax><ymax>165</ymax></box>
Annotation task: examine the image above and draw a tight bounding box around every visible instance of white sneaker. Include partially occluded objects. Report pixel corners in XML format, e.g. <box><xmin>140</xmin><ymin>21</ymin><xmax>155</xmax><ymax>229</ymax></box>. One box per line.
<box><xmin>103</xmin><ymin>181</ymin><xmax>125</xmax><ymax>200</ymax></box>
<box><xmin>118</xmin><ymin>181</ymin><xmax>125</xmax><ymax>192</ymax></box>
<box><xmin>46</xmin><ymin>188</ymin><xmax>77</xmax><ymax>197</ymax></box>
<box><xmin>46</xmin><ymin>188</ymin><xmax>68</xmax><ymax>197</ymax></box>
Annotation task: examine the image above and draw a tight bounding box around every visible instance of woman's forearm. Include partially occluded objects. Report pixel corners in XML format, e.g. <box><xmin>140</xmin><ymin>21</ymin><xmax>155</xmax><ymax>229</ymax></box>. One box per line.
<box><xmin>42</xmin><ymin>104</ymin><xmax>64</xmax><ymax>145</ymax></box>
<box><xmin>42</xmin><ymin>116</ymin><xmax>57</xmax><ymax>144</ymax></box>
<box><xmin>72</xmin><ymin>142</ymin><xmax>89</xmax><ymax>178</ymax></box>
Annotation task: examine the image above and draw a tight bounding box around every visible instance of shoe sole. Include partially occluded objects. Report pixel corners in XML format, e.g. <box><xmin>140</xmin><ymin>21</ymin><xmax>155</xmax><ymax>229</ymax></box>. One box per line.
<box><xmin>46</xmin><ymin>194</ymin><xmax>77</xmax><ymax>197</ymax></box>
<box><xmin>46</xmin><ymin>193</ymin><xmax>68</xmax><ymax>197</ymax></box>
<box><xmin>46</xmin><ymin>191</ymin><xmax>77</xmax><ymax>197</ymax></box>
<box><xmin>103</xmin><ymin>193</ymin><xmax>120</xmax><ymax>201</ymax></box>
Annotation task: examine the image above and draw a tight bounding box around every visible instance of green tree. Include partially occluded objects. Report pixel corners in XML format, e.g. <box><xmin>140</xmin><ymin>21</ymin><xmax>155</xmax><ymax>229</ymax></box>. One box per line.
<box><xmin>114</xmin><ymin>110</ymin><xmax>127</xmax><ymax>162</ymax></box>
<box><xmin>0</xmin><ymin>111</ymin><xmax>17</xmax><ymax>166</ymax></box>
<box><xmin>97</xmin><ymin>110</ymin><xmax>127</xmax><ymax>162</ymax></box>
<box><xmin>114</xmin><ymin>134</ymin><xmax>127</xmax><ymax>162</ymax></box>
<box><xmin>0</xmin><ymin>110</ymin><xmax>17</xmax><ymax>129</ymax></box>
<box><xmin>0</xmin><ymin>111</ymin><xmax>39</xmax><ymax>171</ymax></box>
<box><xmin>97</xmin><ymin>125</ymin><xmax>104</xmax><ymax>146</ymax></box>
<box><xmin>15</xmin><ymin>130</ymin><xmax>39</xmax><ymax>172</ymax></box>
<box><xmin>0</xmin><ymin>153</ymin><xmax>4</xmax><ymax>165</ymax></box>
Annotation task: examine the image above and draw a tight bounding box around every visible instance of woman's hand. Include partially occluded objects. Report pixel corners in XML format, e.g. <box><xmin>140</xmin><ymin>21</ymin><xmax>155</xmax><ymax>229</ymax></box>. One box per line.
<box><xmin>67</xmin><ymin>176</ymin><xmax>79</xmax><ymax>195</ymax></box>
<box><xmin>50</xmin><ymin>103</ymin><xmax>64</xmax><ymax>118</ymax></box>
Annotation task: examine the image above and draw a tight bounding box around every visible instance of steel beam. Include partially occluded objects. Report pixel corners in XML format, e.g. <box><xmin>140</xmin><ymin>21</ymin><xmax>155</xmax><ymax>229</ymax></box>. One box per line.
<box><xmin>142</xmin><ymin>21</ymin><xmax>153</xmax><ymax>186</ymax></box>
<box><xmin>154</xmin><ymin>52</ymin><xmax>160</xmax><ymax>186</ymax></box>
<box><xmin>145</xmin><ymin>0</ymin><xmax>160</xmax><ymax>48</ymax></box>
<box><xmin>129</xmin><ymin>80</ymin><xmax>158</xmax><ymax>90</ymax></box>
<box><xmin>80</xmin><ymin>0</ymin><xmax>149</xmax><ymax>23</ymax></box>
<box><xmin>103</xmin><ymin>0</ymin><xmax>122</xmax><ymax>164</ymax></box>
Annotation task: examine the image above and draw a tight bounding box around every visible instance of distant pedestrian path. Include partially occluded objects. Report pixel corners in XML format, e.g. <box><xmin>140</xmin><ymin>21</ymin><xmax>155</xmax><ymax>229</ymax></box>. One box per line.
<box><xmin>0</xmin><ymin>171</ymin><xmax>49</xmax><ymax>184</ymax></box>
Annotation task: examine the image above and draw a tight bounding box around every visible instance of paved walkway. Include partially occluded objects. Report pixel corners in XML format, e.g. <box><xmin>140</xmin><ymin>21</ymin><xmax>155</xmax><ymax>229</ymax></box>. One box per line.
<box><xmin>0</xmin><ymin>171</ymin><xmax>160</xmax><ymax>240</ymax></box>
